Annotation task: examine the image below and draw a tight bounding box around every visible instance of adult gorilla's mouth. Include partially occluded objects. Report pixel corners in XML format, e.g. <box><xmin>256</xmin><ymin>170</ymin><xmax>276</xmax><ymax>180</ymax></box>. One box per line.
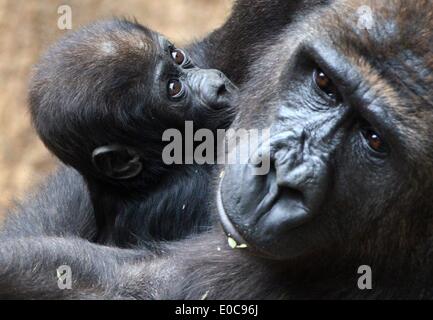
<box><xmin>217</xmin><ymin>162</ymin><xmax>313</xmax><ymax>259</ymax></box>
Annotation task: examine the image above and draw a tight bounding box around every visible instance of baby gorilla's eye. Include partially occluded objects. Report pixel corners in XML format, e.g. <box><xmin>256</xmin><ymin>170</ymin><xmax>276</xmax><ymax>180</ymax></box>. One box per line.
<box><xmin>313</xmin><ymin>68</ymin><xmax>341</xmax><ymax>103</ymax></box>
<box><xmin>361</xmin><ymin>127</ymin><xmax>387</xmax><ymax>154</ymax></box>
<box><xmin>167</xmin><ymin>79</ymin><xmax>184</xmax><ymax>100</ymax></box>
<box><xmin>171</xmin><ymin>48</ymin><xmax>186</xmax><ymax>65</ymax></box>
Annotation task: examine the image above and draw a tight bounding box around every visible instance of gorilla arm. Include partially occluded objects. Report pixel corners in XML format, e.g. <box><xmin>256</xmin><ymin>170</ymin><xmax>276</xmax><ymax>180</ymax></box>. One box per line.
<box><xmin>0</xmin><ymin>236</ymin><xmax>153</xmax><ymax>299</ymax></box>
<box><xmin>0</xmin><ymin>231</ymin><xmax>287</xmax><ymax>300</ymax></box>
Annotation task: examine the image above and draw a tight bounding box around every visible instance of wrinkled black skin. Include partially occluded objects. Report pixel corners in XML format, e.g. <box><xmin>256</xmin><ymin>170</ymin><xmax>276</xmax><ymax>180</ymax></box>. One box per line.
<box><xmin>27</xmin><ymin>20</ymin><xmax>236</xmax><ymax>246</ymax></box>
<box><xmin>6</xmin><ymin>0</ymin><xmax>433</xmax><ymax>300</ymax></box>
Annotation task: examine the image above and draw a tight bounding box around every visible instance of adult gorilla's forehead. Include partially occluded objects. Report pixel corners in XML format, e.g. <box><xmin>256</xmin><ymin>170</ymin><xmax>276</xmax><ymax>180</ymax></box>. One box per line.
<box><xmin>230</xmin><ymin>21</ymin><xmax>306</xmax><ymax>130</ymax></box>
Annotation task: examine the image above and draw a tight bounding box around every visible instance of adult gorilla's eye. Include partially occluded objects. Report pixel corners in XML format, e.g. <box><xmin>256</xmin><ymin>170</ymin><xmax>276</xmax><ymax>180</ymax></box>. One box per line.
<box><xmin>171</xmin><ymin>49</ymin><xmax>186</xmax><ymax>65</ymax></box>
<box><xmin>313</xmin><ymin>68</ymin><xmax>341</xmax><ymax>103</ymax></box>
<box><xmin>361</xmin><ymin>127</ymin><xmax>387</xmax><ymax>154</ymax></box>
<box><xmin>167</xmin><ymin>79</ymin><xmax>184</xmax><ymax>99</ymax></box>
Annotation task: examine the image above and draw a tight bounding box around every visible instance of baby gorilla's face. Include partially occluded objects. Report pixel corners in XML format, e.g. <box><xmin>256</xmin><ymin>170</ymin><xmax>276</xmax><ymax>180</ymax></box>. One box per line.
<box><xmin>158</xmin><ymin>39</ymin><xmax>237</xmax><ymax>106</ymax></box>
<box><xmin>143</xmin><ymin>31</ymin><xmax>237</xmax><ymax>128</ymax></box>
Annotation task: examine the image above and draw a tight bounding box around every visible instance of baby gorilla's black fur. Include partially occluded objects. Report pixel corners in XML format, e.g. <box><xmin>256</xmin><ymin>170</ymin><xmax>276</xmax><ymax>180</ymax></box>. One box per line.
<box><xmin>29</xmin><ymin>19</ymin><xmax>236</xmax><ymax>246</ymax></box>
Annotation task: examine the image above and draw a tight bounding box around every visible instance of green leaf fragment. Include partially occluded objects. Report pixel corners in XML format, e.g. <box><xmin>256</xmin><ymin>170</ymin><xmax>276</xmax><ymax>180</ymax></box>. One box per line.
<box><xmin>227</xmin><ymin>237</ymin><xmax>248</xmax><ymax>249</ymax></box>
<box><xmin>228</xmin><ymin>237</ymin><xmax>237</xmax><ymax>249</ymax></box>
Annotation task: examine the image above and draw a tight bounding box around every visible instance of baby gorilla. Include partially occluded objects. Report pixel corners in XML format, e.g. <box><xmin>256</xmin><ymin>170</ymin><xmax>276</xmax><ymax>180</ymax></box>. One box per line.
<box><xmin>29</xmin><ymin>19</ymin><xmax>236</xmax><ymax>246</ymax></box>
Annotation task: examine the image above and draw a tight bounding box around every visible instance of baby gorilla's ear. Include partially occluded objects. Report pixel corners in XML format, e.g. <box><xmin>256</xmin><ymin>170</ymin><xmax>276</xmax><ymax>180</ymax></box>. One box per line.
<box><xmin>92</xmin><ymin>145</ymin><xmax>143</xmax><ymax>180</ymax></box>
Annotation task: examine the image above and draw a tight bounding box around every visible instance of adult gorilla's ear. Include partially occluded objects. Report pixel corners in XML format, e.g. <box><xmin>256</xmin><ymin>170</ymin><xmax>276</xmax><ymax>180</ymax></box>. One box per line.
<box><xmin>92</xmin><ymin>145</ymin><xmax>143</xmax><ymax>180</ymax></box>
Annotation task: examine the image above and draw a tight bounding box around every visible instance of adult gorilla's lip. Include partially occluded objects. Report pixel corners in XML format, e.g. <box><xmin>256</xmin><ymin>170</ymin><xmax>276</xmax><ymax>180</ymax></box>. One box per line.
<box><xmin>216</xmin><ymin>175</ymin><xmax>248</xmax><ymax>248</ymax></box>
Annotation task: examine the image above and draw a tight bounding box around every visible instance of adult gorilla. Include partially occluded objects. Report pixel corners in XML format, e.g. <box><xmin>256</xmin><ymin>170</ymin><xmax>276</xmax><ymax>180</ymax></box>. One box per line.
<box><xmin>2</xmin><ymin>0</ymin><xmax>433</xmax><ymax>299</ymax></box>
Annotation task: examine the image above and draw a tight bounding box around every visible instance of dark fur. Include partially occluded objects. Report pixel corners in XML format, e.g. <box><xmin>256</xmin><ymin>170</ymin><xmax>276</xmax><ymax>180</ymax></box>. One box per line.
<box><xmin>0</xmin><ymin>165</ymin><xmax>95</xmax><ymax>240</ymax></box>
<box><xmin>4</xmin><ymin>0</ymin><xmax>433</xmax><ymax>300</ymax></box>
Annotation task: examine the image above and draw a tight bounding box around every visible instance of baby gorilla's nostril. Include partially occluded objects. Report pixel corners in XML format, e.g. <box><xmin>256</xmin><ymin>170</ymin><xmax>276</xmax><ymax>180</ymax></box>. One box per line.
<box><xmin>217</xmin><ymin>83</ymin><xmax>228</xmax><ymax>96</ymax></box>
<box><xmin>199</xmin><ymin>69</ymin><xmax>236</xmax><ymax>109</ymax></box>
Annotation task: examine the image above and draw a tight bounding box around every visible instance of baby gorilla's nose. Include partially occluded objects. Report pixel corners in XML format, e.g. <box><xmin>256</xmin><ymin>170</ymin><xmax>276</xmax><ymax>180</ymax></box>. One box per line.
<box><xmin>189</xmin><ymin>69</ymin><xmax>237</xmax><ymax>110</ymax></box>
<box><xmin>212</xmin><ymin>71</ymin><xmax>238</xmax><ymax>109</ymax></box>
<box><xmin>217</xmin><ymin>82</ymin><xmax>228</xmax><ymax>97</ymax></box>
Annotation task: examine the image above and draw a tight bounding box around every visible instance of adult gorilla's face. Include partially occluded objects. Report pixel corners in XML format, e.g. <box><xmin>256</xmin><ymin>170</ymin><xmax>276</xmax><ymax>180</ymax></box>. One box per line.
<box><xmin>218</xmin><ymin>0</ymin><xmax>433</xmax><ymax>260</ymax></box>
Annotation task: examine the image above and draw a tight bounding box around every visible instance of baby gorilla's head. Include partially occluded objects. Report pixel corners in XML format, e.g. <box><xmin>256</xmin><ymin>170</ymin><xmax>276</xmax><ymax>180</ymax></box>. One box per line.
<box><xmin>30</xmin><ymin>19</ymin><xmax>236</xmax><ymax>187</ymax></box>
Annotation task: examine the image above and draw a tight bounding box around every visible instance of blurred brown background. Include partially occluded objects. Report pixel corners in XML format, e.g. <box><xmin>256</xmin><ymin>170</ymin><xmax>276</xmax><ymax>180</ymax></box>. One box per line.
<box><xmin>0</xmin><ymin>0</ymin><xmax>233</xmax><ymax>216</ymax></box>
